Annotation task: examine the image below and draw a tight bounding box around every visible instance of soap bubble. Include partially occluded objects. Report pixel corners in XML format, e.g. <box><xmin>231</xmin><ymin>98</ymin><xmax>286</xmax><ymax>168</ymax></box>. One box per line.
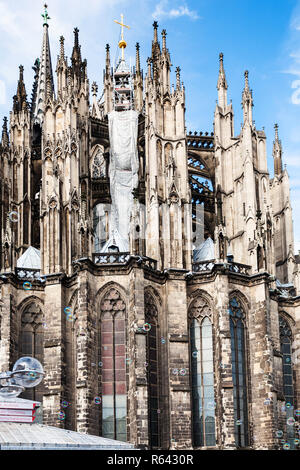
<box><xmin>179</xmin><ymin>368</ymin><xmax>187</xmax><ymax>376</ymax></box>
<box><xmin>94</xmin><ymin>397</ymin><xmax>101</xmax><ymax>404</ymax></box>
<box><xmin>192</xmin><ymin>351</ymin><xmax>198</xmax><ymax>358</ymax></box>
<box><xmin>0</xmin><ymin>372</ymin><xmax>24</xmax><ymax>399</ymax></box>
<box><xmin>143</xmin><ymin>323</ymin><xmax>151</xmax><ymax>332</ymax></box>
<box><xmin>58</xmin><ymin>411</ymin><xmax>65</xmax><ymax>420</ymax></box>
<box><xmin>23</xmin><ymin>281</ymin><xmax>32</xmax><ymax>291</ymax></box>
<box><xmin>9</xmin><ymin>211</ymin><xmax>19</xmax><ymax>223</ymax></box>
<box><xmin>287</xmin><ymin>417</ymin><xmax>295</xmax><ymax>426</ymax></box>
<box><xmin>61</xmin><ymin>401</ymin><xmax>69</xmax><ymax>408</ymax></box>
<box><xmin>275</xmin><ymin>430</ymin><xmax>283</xmax><ymax>438</ymax></box>
<box><xmin>283</xmin><ymin>443</ymin><xmax>290</xmax><ymax>450</ymax></box>
<box><xmin>236</xmin><ymin>419</ymin><xmax>242</xmax><ymax>426</ymax></box>
<box><xmin>12</xmin><ymin>356</ymin><xmax>44</xmax><ymax>388</ymax></box>
<box><xmin>172</xmin><ymin>368</ymin><xmax>179</xmax><ymax>375</ymax></box>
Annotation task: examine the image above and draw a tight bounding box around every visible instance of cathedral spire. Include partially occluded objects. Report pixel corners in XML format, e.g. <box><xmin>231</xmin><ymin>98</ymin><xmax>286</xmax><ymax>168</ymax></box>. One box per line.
<box><xmin>1</xmin><ymin>117</ymin><xmax>9</xmax><ymax>148</ymax></box>
<box><xmin>32</xmin><ymin>4</ymin><xmax>54</xmax><ymax>125</ymax></box>
<box><xmin>242</xmin><ymin>70</ymin><xmax>253</xmax><ymax>125</ymax></box>
<box><xmin>217</xmin><ymin>53</ymin><xmax>228</xmax><ymax>110</ymax></box>
<box><xmin>273</xmin><ymin>123</ymin><xmax>283</xmax><ymax>176</ymax></box>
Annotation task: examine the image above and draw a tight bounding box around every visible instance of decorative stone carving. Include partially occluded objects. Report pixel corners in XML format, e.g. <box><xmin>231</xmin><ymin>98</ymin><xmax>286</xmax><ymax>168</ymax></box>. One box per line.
<box><xmin>100</xmin><ymin>288</ymin><xmax>126</xmax><ymax>316</ymax></box>
<box><xmin>189</xmin><ymin>296</ymin><xmax>212</xmax><ymax>319</ymax></box>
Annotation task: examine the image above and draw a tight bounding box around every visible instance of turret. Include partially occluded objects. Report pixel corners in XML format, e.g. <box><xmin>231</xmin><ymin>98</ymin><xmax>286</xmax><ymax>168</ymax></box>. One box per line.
<box><xmin>217</xmin><ymin>53</ymin><xmax>228</xmax><ymax>110</ymax></box>
<box><xmin>242</xmin><ymin>70</ymin><xmax>253</xmax><ymax>126</ymax></box>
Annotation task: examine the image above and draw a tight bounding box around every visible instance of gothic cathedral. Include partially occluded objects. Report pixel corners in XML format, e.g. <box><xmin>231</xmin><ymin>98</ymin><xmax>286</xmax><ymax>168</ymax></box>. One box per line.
<box><xmin>0</xmin><ymin>6</ymin><xmax>300</xmax><ymax>450</ymax></box>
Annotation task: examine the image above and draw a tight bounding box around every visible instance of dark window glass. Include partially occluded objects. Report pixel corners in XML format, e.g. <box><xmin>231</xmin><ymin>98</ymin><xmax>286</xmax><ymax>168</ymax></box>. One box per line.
<box><xmin>190</xmin><ymin>317</ymin><xmax>216</xmax><ymax>447</ymax></box>
<box><xmin>145</xmin><ymin>303</ymin><xmax>160</xmax><ymax>449</ymax></box>
<box><xmin>101</xmin><ymin>289</ymin><xmax>126</xmax><ymax>442</ymax></box>
<box><xmin>228</xmin><ymin>298</ymin><xmax>249</xmax><ymax>448</ymax></box>
<box><xmin>279</xmin><ymin>316</ymin><xmax>295</xmax><ymax>446</ymax></box>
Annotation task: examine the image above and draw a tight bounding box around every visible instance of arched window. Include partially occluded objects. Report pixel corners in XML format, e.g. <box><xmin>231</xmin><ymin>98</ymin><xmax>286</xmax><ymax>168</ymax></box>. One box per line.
<box><xmin>100</xmin><ymin>288</ymin><xmax>126</xmax><ymax>441</ymax></box>
<box><xmin>145</xmin><ymin>290</ymin><xmax>160</xmax><ymax>449</ymax></box>
<box><xmin>92</xmin><ymin>147</ymin><xmax>106</xmax><ymax>179</ymax></box>
<box><xmin>279</xmin><ymin>315</ymin><xmax>295</xmax><ymax>444</ymax></box>
<box><xmin>64</xmin><ymin>300</ymin><xmax>78</xmax><ymax>431</ymax></box>
<box><xmin>20</xmin><ymin>302</ymin><xmax>43</xmax><ymax>401</ymax></box>
<box><xmin>279</xmin><ymin>316</ymin><xmax>294</xmax><ymax>406</ymax></box>
<box><xmin>189</xmin><ymin>296</ymin><xmax>216</xmax><ymax>447</ymax></box>
<box><xmin>228</xmin><ymin>297</ymin><xmax>249</xmax><ymax>448</ymax></box>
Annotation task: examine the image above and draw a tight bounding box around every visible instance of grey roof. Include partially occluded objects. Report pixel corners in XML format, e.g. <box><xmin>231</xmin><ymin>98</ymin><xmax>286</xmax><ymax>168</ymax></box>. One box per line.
<box><xmin>17</xmin><ymin>246</ymin><xmax>41</xmax><ymax>269</ymax></box>
<box><xmin>0</xmin><ymin>422</ymin><xmax>136</xmax><ymax>450</ymax></box>
<box><xmin>193</xmin><ymin>237</ymin><xmax>215</xmax><ymax>262</ymax></box>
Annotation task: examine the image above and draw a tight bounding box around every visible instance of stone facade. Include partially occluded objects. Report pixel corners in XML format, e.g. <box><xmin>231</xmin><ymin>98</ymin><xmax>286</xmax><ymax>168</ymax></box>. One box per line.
<box><xmin>0</xmin><ymin>13</ymin><xmax>300</xmax><ymax>450</ymax></box>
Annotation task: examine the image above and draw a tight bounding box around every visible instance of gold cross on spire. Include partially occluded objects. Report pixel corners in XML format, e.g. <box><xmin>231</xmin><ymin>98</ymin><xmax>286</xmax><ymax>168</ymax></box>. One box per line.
<box><xmin>114</xmin><ymin>14</ymin><xmax>130</xmax><ymax>61</ymax></box>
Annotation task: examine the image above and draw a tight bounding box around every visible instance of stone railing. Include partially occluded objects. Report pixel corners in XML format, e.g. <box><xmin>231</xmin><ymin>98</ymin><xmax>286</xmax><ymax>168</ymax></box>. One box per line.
<box><xmin>93</xmin><ymin>253</ymin><xmax>158</xmax><ymax>271</ymax></box>
<box><xmin>93</xmin><ymin>252</ymin><xmax>131</xmax><ymax>265</ymax></box>
<box><xmin>187</xmin><ymin>132</ymin><xmax>214</xmax><ymax>150</ymax></box>
<box><xmin>135</xmin><ymin>256</ymin><xmax>157</xmax><ymax>271</ymax></box>
<box><xmin>15</xmin><ymin>268</ymin><xmax>45</xmax><ymax>281</ymax></box>
<box><xmin>192</xmin><ymin>260</ymin><xmax>251</xmax><ymax>276</ymax></box>
<box><xmin>228</xmin><ymin>262</ymin><xmax>251</xmax><ymax>275</ymax></box>
<box><xmin>192</xmin><ymin>260</ymin><xmax>215</xmax><ymax>272</ymax></box>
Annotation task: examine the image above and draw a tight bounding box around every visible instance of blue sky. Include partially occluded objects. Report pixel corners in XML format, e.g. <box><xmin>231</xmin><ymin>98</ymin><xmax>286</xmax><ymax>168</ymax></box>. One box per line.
<box><xmin>0</xmin><ymin>0</ymin><xmax>299</xmax><ymax>252</ymax></box>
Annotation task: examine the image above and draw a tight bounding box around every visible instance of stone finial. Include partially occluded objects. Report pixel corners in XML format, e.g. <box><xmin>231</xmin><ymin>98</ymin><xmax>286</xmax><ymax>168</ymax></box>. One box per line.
<box><xmin>153</xmin><ymin>21</ymin><xmax>158</xmax><ymax>42</ymax></box>
<box><xmin>1</xmin><ymin>117</ymin><xmax>9</xmax><ymax>147</ymax></box>
<box><xmin>161</xmin><ymin>29</ymin><xmax>167</xmax><ymax>50</ymax></box>
<box><xmin>136</xmin><ymin>42</ymin><xmax>140</xmax><ymax>74</ymax></box>
<box><xmin>74</xmin><ymin>27</ymin><xmax>79</xmax><ymax>46</ymax></box>
<box><xmin>244</xmin><ymin>70</ymin><xmax>249</xmax><ymax>89</ymax></box>
<box><xmin>274</xmin><ymin>123</ymin><xmax>279</xmax><ymax>140</ymax></box>
<box><xmin>147</xmin><ymin>57</ymin><xmax>152</xmax><ymax>77</ymax></box>
<box><xmin>92</xmin><ymin>82</ymin><xmax>98</xmax><ymax>96</ymax></box>
<box><xmin>217</xmin><ymin>52</ymin><xmax>228</xmax><ymax>91</ymax></box>
<box><xmin>175</xmin><ymin>66</ymin><xmax>181</xmax><ymax>89</ymax></box>
<box><xmin>59</xmin><ymin>36</ymin><xmax>65</xmax><ymax>59</ymax></box>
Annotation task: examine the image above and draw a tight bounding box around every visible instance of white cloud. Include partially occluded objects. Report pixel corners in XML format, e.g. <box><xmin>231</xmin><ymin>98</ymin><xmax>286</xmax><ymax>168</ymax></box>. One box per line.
<box><xmin>291</xmin><ymin>79</ymin><xmax>300</xmax><ymax>104</ymax></box>
<box><xmin>152</xmin><ymin>0</ymin><xmax>199</xmax><ymax>20</ymax></box>
<box><xmin>0</xmin><ymin>80</ymin><xmax>5</xmax><ymax>105</ymax></box>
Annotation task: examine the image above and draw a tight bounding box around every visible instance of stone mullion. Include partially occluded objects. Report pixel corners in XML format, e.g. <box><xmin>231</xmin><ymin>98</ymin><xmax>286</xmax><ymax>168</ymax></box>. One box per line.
<box><xmin>129</xmin><ymin>268</ymin><xmax>148</xmax><ymax>447</ymax></box>
<box><xmin>250</xmin><ymin>286</ymin><xmax>277</xmax><ymax>449</ymax></box>
<box><xmin>43</xmin><ymin>282</ymin><xmax>64</xmax><ymax>427</ymax></box>
<box><xmin>76</xmin><ymin>270</ymin><xmax>93</xmax><ymax>434</ymax></box>
<box><xmin>167</xmin><ymin>275</ymin><xmax>192</xmax><ymax>449</ymax></box>
<box><xmin>217</xmin><ymin>276</ymin><xmax>236</xmax><ymax>449</ymax></box>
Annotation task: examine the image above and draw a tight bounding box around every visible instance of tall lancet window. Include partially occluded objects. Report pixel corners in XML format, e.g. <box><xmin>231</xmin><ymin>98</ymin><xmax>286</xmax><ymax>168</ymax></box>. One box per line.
<box><xmin>92</xmin><ymin>147</ymin><xmax>106</xmax><ymax>179</ymax></box>
<box><xmin>189</xmin><ymin>297</ymin><xmax>216</xmax><ymax>447</ymax></box>
<box><xmin>64</xmin><ymin>301</ymin><xmax>78</xmax><ymax>431</ymax></box>
<box><xmin>100</xmin><ymin>288</ymin><xmax>127</xmax><ymax>441</ymax></box>
<box><xmin>145</xmin><ymin>291</ymin><xmax>160</xmax><ymax>449</ymax></box>
<box><xmin>228</xmin><ymin>297</ymin><xmax>249</xmax><ymax>448</ymax></box>
<box><xmin>279</xmin><ymin>315</ymin><xmax>295</xmax><ymax>444</ymax></box>
<box><xmin>20</xmin><ymin>303</ymin><xmax>44</xmax><ymax>402</ymax></box>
